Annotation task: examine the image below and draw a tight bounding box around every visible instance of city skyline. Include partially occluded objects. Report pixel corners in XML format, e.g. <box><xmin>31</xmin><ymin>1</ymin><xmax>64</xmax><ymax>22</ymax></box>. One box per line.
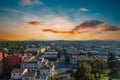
<box><xmin>0</xmin><ymin>0</ymin><xmax>120</xmax><ymax>40</ymax></box>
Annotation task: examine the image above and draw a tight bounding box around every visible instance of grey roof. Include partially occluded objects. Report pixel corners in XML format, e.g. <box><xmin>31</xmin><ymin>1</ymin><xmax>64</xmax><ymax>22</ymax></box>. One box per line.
<box><xmin>12</xmin><ymin>69</ymin><xmax>24</xmax><ymax>73</ymax></box>
<box><xmin>23</xmin><ymin>72</ymin><xmax>36</xmax><ymax>77</ymax></box>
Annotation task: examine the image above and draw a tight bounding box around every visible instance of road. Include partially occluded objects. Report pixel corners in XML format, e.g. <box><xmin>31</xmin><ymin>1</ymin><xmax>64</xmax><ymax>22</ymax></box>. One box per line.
<box><xmin>55</xmin><ymin>49</ymin><xmax>73</xmax><ymax>80</ymax></box>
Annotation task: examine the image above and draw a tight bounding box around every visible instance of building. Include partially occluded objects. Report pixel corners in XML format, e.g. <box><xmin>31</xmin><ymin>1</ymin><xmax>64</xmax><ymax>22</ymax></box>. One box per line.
<box><xmin>25</xmin><ymin>47</ymin><xmax>46</xmax><ymax>56</ymax></box>
<box><xmin>11</xmin><ymin>69</ymin><xmax>27</xmax><ymax>80</ymax></box>
<box><xmin>41</xmin><ymin>51</ymin><xmax>58</xmax><ymax>60</ymax></box>
<box><xmin>11</xmin><ymin>68</ymin><xmax>37</xmax><ymax>80</ymax></box>
<box><xmin>21</xmin><ymin>57</ymin><xmax>49</xmax><ymax>72</ymax></box>
<box><xmin>20</xmin><ymin>56</ymin><xmax>55</xmax><ymax>80</ymax></box>
<box><xmin>22</xmin><ymin>71</ymin><xmax>36</xmax><ymax>80</ymax></box>
<box><xmin>0</xmin><ymin>52</ymin><xmax>3</xmax><ymax>76</ymax></box>
<box><xmin>21</xmin><ymin>62</ymin><xmax>38</xmax><ymax>72</ymax></box>
<box><xmin>4</xmin><ymin>53</ymin><xmax>27</xmax><ymax>73</ymax></box>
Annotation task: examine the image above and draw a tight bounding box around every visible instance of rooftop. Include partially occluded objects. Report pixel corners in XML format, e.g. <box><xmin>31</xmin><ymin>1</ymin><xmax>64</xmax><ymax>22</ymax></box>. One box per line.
<box><xmin>12</xmin><ymin>69</ymin><xmax>24</xmax><ymax>73</ymax></box>
<box><xmin>23</xmin><ymin>72</ymin><xmax>36</xmax><ymax>77</ymax></box>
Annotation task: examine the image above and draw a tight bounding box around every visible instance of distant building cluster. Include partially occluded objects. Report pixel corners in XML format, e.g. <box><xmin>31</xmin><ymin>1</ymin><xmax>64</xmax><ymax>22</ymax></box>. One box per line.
<box><xmin>0</xmin><ymin>40</ymin><xmax>120</xmax><ymax>80</ymax></box>
<box><xmin>63</xmin><ymin>41</ymin><xmax>120</xmax><ymax>68</ymax></box>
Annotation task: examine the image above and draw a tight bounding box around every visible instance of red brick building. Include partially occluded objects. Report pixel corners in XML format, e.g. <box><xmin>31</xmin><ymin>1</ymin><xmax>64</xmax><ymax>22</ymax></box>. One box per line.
<box><xmin>4</xmin><ymin>53</ymin><xmax>27</xmax><ymax>73</ymax></box>
<box><xmin>0</xmin><ymin>52</ymin><xmax>3</xmax><ymax>76</ymax></box>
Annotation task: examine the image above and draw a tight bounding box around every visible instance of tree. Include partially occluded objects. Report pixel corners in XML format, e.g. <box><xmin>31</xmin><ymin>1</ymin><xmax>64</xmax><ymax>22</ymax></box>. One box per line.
<box><xmin>89</xmin><ymin>58</ymin><xmax>107</xmax><ymax>79</ymax></box>
<box><xmin>48</xmin><ymin>77</ymin><xmax>55</xmax><ymax>80</ymax></box>
<box><xmin>74</xmin><ymin>61</ymin><xmax>92</xmax><ymax>80</ymax></box>
<box><xmin>72</xmin><ymin>59</ymin><xmax>108</xmax><ymax>80</ymax></box>
<box><xmin>57</xmin><ymin>52</ymin><xmax>61</xmax><ymax>58</ymax></box>
<box><xmin>95</xmin><ymin>59</ymin><xmax>107</xmax><ymax>78</ymax></box>
<box><xmin>87</xmin><ymin>51</ymin><xmax>94</xmax><ymax>57</ymax></box>
<box><xmin>107</xmin><ymin>51</ymin><xmax>120</xmax><ymax>78</ymax></box>
<box><xmin>79</xmin><ymin>50</ymin><xmax>86</xmax><ymax>56</ymax></box>
<box><xmin>89</xmin><ymin>59</ymin><xmax>98</xmax><ymax>79</ymax></box>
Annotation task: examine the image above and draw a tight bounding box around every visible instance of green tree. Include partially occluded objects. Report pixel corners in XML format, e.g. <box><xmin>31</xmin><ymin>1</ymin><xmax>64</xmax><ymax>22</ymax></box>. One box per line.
<box><xmin>89</xmin><ymin>59</ymin><xmax>98</xmax><ymax>79</ymax></box>
<box><xmin>87</xmin><ymin>51</ymin><xmax>94</xmax><ymax>57</ymax></box>
<box><xmin>107</xmin><ymin>51</ymin><xmax>120</xmax><ymax>79</ymax></box>
<box><xmin>89</xmin><ymin>58</ymin><xmax>107</xmax><ymax>79</ymax></box>
<box><xmin>74</xmin><ymin>61</ymin><xmax>92</xmax><ymax>80</ymax></box>
<box><xmin>57</xmin><ymin>52</ymin><xmax>61</xmax><ymax>58</ymax></box>
<box><xmin>79</xmin><ymin>50</ymin><xmax>86</xmax><ymax>56</ymax></box>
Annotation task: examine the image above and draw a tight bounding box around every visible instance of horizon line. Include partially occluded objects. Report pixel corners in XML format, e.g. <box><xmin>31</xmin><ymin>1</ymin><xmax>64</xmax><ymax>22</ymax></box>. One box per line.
<box><xmin>0</xmin><ymin>39</ymin><xmax>120</xmax><ymax>42</ymax></box>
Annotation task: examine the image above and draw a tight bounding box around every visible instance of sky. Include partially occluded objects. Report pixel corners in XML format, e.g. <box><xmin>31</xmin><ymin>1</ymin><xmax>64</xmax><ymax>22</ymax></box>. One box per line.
<box><xmin>0</xmin><ymin>0</ymin><xmax>120</xmax><ymax>40</ymax></box>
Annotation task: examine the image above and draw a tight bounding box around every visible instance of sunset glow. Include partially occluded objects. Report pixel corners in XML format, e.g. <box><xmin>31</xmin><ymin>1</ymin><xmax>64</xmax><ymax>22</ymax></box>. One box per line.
<box><xmin>0</xmin><ymin>0</ymin><xmax>120</xmax><ymax>40</ymax></box>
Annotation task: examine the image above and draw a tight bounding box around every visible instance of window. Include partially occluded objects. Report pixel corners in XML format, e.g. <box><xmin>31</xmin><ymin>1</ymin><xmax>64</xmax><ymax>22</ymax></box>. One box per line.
<box><xmin>32</xmin><ymin>70</ymin><xmax>35</xmax><ymax>72</ymax></box>
<box><xmin>13</xmin><ymin>74</ymin><xmax>15</xmax><ymax>76</ymax></box>
<box><xmin>24</xmin><ymin>64</ymin><xmax>27</xmax><ymax>66</ymax></box>
<box><xmin>34</xmin><ymin>67</ymin><xmax>37</xmax><ymax>69</ymax></box>
<box><xmin>28</xmin><ymin>67</ymin><xmax>30</xmax><ymax>69</ymax></box>
<box><xmin>25</xmin><ymin>78</ymin><xmax>29</xmax><ymax>80</ymax></box>
<box><xmin>31</xmin><ymin>67</ymin><xmax>33</xmax><ymax>69</ymax></box>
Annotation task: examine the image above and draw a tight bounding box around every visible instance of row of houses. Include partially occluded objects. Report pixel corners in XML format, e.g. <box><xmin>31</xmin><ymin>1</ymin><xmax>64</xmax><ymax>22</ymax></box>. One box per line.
<box><xmin>11</xmin><ymin>57</ymin><xmax>55</xmax><ymax>80</ymax></box>
<box><xmin>64</xmin><ymin>47</ymin><xmax>120</xmax><ymax>68</ymax></box>
<box><xmin>0</xmin><ymin>46</ymin><xmax>47</xmax><ymax>76</ymax></box>
<box><xmin>0</xmin><ymin>52</ymin><xmax>27</xmax><ymax>76</ymax></box>
<box><xmin>11</xmin><ymin>69</ymin><xmax>36</xmax><ymax>80</ymax></box>
<box><xmin>10</xmin><ymin>48</ymin><xmax>58</xmax><ymax>80</ymax></box>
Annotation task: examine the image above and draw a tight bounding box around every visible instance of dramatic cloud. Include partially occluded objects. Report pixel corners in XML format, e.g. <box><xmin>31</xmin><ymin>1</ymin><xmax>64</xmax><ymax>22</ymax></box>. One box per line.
<box><xmin>20</xmin><ymin>0</ymin><xmax>41</xmax><ymax>5</ymax></box>
<box><xmin>25</xmin><ymin>16</ymin><xmax>76</xmax><ymax>31</ymax></box>
<box><xmin>98</xmin><ymin>25</ymin><xmax>120</xmax><ymax>32</ymax></box>
<box><xmin>42</xmin><ymin>29</ymin><xmax>74</xmax><ymax>34</ymax></box>
<box><xmin>27</xmin><ymin>21</ymin><xmax>44</xmax><ymax>26</ymax></box>
<box><xmin>26</xmin><ymin>19</ymin><xmax>120</xmax><ymax>35</ymax></box>
<box><xmin>72</xmin><ymin>20</ymin><xmax>120</xmax><ymax>34</ymax></box>
<box><xmin>73</xmin><ymin>20</ymin><xmax>104</xmax><ymax>31</ymax></box>
<box><xmin>0</xmin><ymin>0</ymin><xmax>120</xmax><ymax>40</ymax></box>
<box><xmin>80</xmin><ymin>8</ymin><xmax>89</xmax><ymax>12</ymax></box>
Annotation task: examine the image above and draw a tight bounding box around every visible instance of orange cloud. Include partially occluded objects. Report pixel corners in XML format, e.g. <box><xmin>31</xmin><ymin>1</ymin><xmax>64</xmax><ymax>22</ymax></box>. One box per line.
<box><xmin>41</xmin><ymin>28</ymin><xmax>90</xmax><ymax>34</ymax></box>
<box><xmin>3</xmin><ymin>19</ymin><xmax>116</xmax><ymax>41</ymax></box>
<box><xmin>73</xmin><ymin>20</ymin><xmax>104</xmax><ymax>31</ymax></box>
<box><xmin>72</xmin><ymin>20</ymin><xmax>120</xmax><ymax>34</ymax></box>
<box><xmin>96</xmin><ymin>25</ymin><xmax>120</xmax><ymax>32</ymax></box>
<box><xmin>104</xmin><ymin>26</ymin><xmax>120</xmax><ymax>32</ymax></box>
<box><xmin>26</xmin><ymin>20</ymin><xmax>120</xmax><ymax>35</ymax></box>
<box><xmin>42</xmin><ymin>29</ymin><xmax>74</xmax><ymax>34</ymax></box>
<box><xmin>26</xmin><ymin>21</ymin><xmax>44</xmax><ymax>26</ymax></box>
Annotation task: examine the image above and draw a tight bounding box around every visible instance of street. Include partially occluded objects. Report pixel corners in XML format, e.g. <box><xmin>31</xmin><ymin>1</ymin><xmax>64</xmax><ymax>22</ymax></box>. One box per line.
<box><xmin>55</xmin><ymin>49</ymin><xmax>73</xmax><ymax>80</ymax></box>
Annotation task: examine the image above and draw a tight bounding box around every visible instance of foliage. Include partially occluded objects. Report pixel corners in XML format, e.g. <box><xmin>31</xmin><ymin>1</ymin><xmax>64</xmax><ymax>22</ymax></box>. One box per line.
<box><xmin>89</xmin><ymin>58</ymin><xmax>107</xmax><ymax>79</ymax></box>
<box><xmin>87</xmin><ymin>51</ymin><xmax>94</xmax><ymax>56</ymax></box>
<box><xmin>72</xmin><ymin>58</ymin><xmax>108</xmax><ymax>80</ymax></box>
<box><xmin>0</xmin><ymin>41</ymin><xmax>26</xmax><ymax>54</ymax></box>
<box><xmin>107</xmin><ymin>51</ymin><xmax>120</xmax><ymax>78</ymax></box>
<box><xmin>73</xmin><ymin>61</ymin><xmax>92</xmax><ymax>80</ymax></box>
